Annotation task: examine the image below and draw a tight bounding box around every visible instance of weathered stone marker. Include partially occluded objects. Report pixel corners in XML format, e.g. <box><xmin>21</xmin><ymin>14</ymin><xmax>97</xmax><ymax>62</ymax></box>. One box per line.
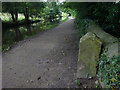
<box><xmin>77</xmin><ymin>32</ymin><xmax>102</xmax><ymax>78</ymax></box>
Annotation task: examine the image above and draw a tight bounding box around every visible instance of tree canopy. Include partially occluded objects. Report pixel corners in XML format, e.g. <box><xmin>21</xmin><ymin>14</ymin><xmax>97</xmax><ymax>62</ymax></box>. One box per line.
<box><xmin>63</xmin><ymin>2</ymin><xmax>120</xmax><ymax>38</ymax></box>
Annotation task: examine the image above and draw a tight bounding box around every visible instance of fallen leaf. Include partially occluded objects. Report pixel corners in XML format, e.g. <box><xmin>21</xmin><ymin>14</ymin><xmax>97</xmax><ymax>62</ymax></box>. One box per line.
<box><xmin>37</xmin><ymin>76</ymin><xmax>41</xmax><ymax>80</ymax></box>
<box><xmin>95</xmin><ymin>80</ymin><xmax>98</xmax><ymax>85</ymax></box>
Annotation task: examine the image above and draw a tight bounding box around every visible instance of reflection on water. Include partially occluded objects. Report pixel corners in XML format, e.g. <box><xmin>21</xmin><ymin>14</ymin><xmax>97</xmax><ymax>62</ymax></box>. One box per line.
<box><xmin>6</xmin><ymin>22</ymin><xmax>44</xmax><ymax>39</ymax></box>
<box><xmin>2</xmin><ymin>22</ymin><xmax>47</xmax><ymax>51</ymax></box>
<box><xmin>2</xmin><ymin>17</ymin><xmax>67</xmax><ymax>51</ymax></box>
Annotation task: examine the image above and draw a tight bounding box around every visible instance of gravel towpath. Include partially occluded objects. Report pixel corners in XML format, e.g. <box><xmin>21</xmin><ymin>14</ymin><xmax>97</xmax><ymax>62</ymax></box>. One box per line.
<box><xmin>3</xmin><ymin>19</ymin><xmax>79</xmax><ymax>88</ymax></box>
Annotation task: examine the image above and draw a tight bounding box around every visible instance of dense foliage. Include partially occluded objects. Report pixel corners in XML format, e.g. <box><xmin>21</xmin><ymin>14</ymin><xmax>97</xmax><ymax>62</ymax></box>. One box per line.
<box><xmin>98</xmin><ymin>54</ymin><xmax>120</xmax><ymax>88</ymax></box>
<box><xmin>43</xmin><ymin>2</ymin><xmax>62</xmax><ymax>23</ymax></box>
<box><xmin>2</xmin><ymin>2</ymin><xmax>45</xmax><ymax>22</ymax></box>
<box><xmin>64</xmin><ymin>2</ymin><xmax>120</xmax><ymax>38</ymax></box>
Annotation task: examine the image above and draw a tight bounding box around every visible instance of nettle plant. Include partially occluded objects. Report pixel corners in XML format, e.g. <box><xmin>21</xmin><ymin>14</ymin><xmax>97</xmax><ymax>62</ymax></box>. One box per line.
<box><xmin>98</xmin><ymin>54</ymin><xmax>120</xmax><ymax>88</ymax></box>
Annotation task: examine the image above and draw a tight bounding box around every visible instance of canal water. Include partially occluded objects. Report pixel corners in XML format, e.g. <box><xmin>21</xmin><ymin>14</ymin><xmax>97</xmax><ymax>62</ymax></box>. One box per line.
<box><xmin>2</xmin><ymin>21</ymin><xmax>57</xmax><ymax>51</ymax></box>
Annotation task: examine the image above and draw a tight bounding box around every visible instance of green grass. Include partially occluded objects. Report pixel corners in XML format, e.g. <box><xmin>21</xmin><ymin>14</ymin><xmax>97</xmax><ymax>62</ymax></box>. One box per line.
<box><xmin>42</xmin><ymin>23</ymin><xmax>57</xmax><ymax>30</ymax></box>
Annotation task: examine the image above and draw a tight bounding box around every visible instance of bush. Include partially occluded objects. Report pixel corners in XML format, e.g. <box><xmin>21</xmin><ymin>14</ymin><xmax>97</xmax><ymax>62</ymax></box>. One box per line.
<box><xmin>75</xmin><ymin>14</ymin><xmax>92</xmax><ymax>38</ymax></box>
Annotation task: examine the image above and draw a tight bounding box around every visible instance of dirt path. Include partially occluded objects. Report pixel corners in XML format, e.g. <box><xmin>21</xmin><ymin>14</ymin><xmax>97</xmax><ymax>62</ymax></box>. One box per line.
<box><xmin>3</xmin><ymin>19</ymin><xmax>79</xmax><ymax>88</ymax></box>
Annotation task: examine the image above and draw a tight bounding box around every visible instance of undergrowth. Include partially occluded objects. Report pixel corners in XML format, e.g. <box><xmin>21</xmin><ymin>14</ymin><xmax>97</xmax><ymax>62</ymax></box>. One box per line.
<box><xmin>98</xmin><ymin>54</ymin><xmax>120</xmax><ymax>89</ymax></box>
<box><xmin>75</xmin><ymin>18</ymin><xmax>92</xmax><ymax>38</ymax></box>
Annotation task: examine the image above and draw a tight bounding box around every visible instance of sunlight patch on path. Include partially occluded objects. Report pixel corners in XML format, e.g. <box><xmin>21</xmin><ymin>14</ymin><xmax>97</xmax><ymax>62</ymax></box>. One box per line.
<box><xmin>69</xmin><ymin>17</ymin><xmax>74</xmax><ymax>20</ymax></box>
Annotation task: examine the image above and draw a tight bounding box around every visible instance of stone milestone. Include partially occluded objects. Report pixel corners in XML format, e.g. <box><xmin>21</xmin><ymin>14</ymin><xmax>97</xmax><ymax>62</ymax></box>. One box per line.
<box><xmin>77</xmin><ymin>32</ymin><xmax>102</xmax><ymax>78</ymax></box>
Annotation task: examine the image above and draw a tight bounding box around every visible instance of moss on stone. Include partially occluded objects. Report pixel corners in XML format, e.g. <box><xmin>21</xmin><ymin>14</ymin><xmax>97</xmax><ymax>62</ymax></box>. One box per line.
<box><xmin>77</xmin><ymin>32</ymin><xmax>102</xmax><ymax>78</ymax></box>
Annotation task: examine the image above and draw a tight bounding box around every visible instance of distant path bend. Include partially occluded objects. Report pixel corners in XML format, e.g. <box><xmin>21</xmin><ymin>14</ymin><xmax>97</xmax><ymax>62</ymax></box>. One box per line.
<box><xmin>3</xmin><ymin>19</ymin><xmax>79</xmax><ymax>88</ymax></box>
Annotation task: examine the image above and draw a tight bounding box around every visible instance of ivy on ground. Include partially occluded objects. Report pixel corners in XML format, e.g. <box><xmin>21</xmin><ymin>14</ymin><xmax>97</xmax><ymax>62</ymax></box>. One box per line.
<box><xmin>98</xmin><ymin>54</ymin><xmax>120</xmax><ymax>88</ymax></box>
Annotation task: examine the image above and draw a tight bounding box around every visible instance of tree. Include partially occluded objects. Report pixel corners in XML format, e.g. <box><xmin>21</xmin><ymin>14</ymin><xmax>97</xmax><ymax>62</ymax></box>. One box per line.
<box><xmin>43</xmin><ymin>2</ymin><xmax>62</xmax><ymax>23</ymax></box>
<box><xmin>2</xmin><ymin>2</ymin><xmax>45</xmax><ymax>23</ymax></box>
<box><xmin>21</xmin><ymin>2</ymin><xmax>45</xmax><ymax>23</ymax></box>
<box><xmin>63</xmin><ymin>2</ymin><xmax>120</xmax><ymax>37</ymax></box>
<box><xmin>2</xmin><ymin>2</ymin><xmax>21</xmax><ymax>22</ymax></box>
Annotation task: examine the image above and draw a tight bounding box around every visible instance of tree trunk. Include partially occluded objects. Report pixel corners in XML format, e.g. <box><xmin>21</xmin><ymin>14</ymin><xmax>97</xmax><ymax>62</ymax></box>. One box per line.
<box><xmin>26</xmin><ymin>24</ymin><xmax>32</xmax><ymax>35</ymax></box>
<box><xmin>10</xmin><ymin>12</ymin><xmax>15</xmax><ymax>22</ymax></box>
<box><xmin>24</xmin><ymin>7</ymin><xmax>29</xmax><ymax>23</ymax></box>
<box><xmin>15</xmin><ymin>28</ymin><xmax>23</xmax><ymax>41</ymax></box>
<box><xmin>14</xmin><ymin>3</ymin><xmax>18</xmax><ymax>22</ymax></box>
<box><xmin>15</xmin><ymin>28</ymin><xmax>19</xmax><ymax>41</ymax></box>
<box><xmin>15</xmin><ymin>11</ymin><xmax>18</xmax><ymax>22</ymax></box>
